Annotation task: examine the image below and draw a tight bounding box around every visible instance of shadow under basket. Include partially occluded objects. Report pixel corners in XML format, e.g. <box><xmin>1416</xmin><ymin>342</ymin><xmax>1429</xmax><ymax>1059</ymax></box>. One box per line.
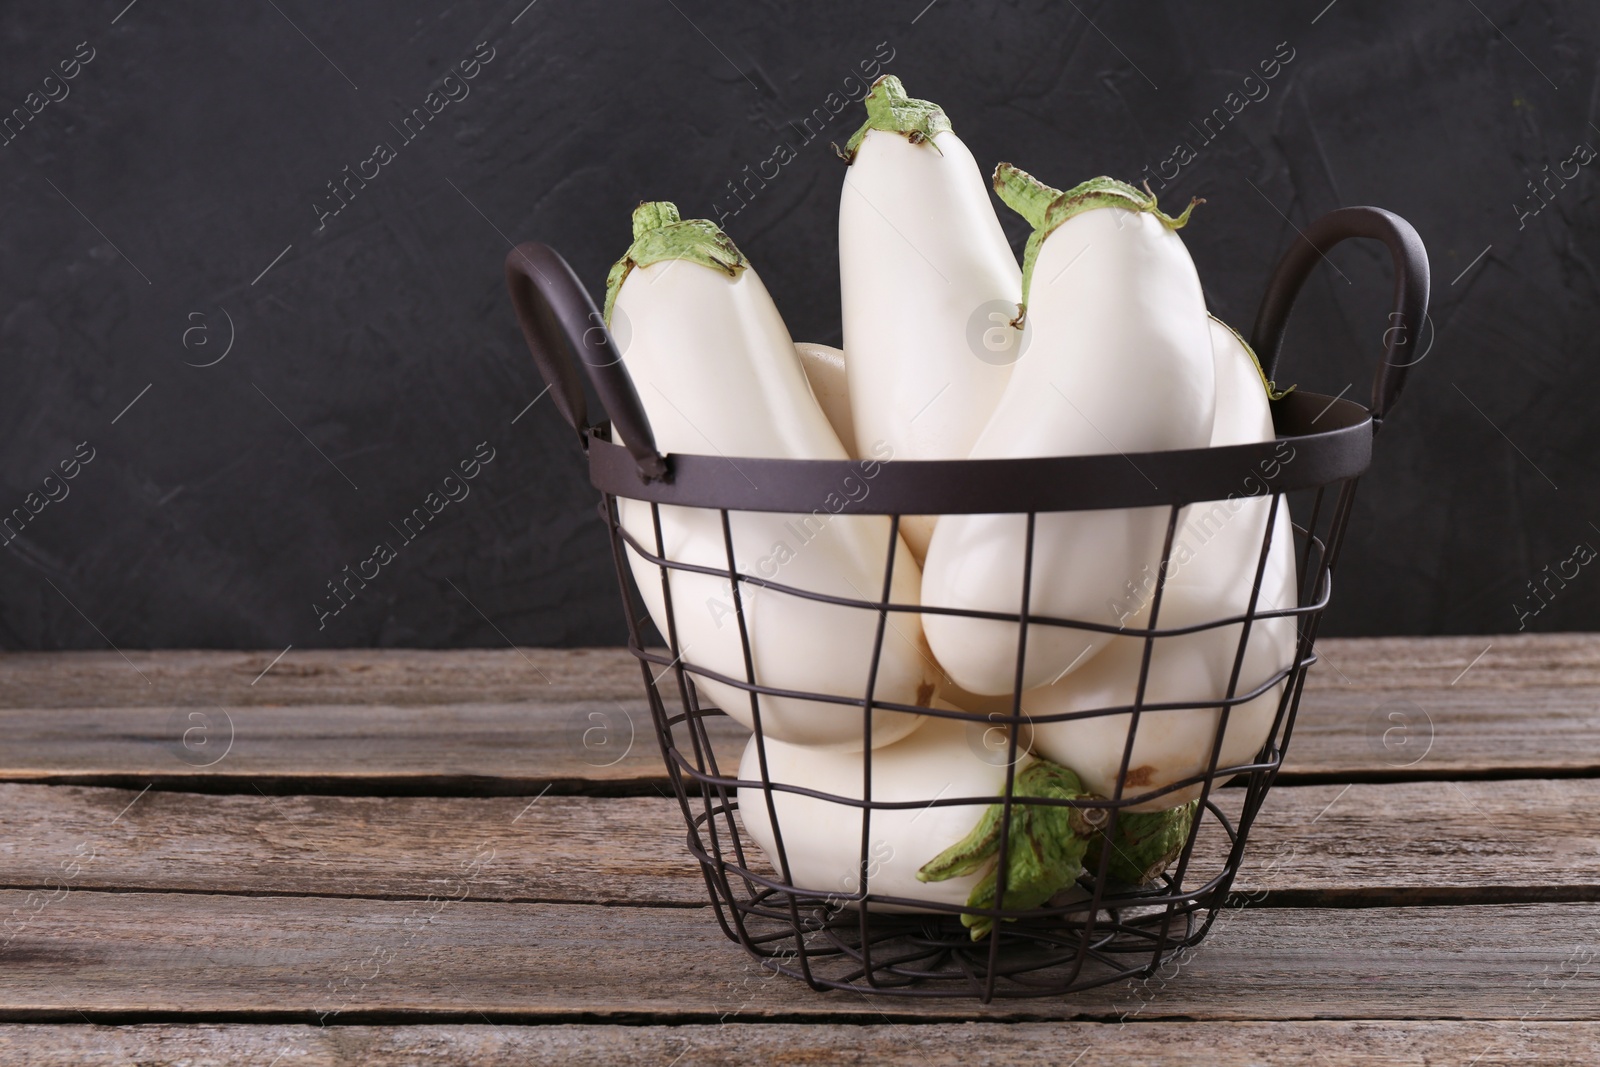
<box><xmin>505</xmin><ymin>206</ymin><xmax>1431</xmax><ymax>1001</ymax></box>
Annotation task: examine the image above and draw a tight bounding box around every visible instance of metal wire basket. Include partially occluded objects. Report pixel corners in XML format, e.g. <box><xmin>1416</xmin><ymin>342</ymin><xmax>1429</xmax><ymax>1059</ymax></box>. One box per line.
<box><xmin>505</xmin><ymin>206</ymin><xmax>1430</xmax><ymax>1001</ymax></box>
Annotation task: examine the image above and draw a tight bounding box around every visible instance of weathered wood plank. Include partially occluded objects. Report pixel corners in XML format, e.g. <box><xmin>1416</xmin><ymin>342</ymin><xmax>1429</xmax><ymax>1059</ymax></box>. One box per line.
<box><xmin>0</xmin><ymin>785</ymin><xmax>694</xmax><ymax>906</ymax></box>
<box><xmin>1282</xmin><ymin>683</ymin><xmax>1600</xmax><ymax>779</ymax></box>
<box><xmin>0</xmin><ymin>648</ymin><xmax>649</xmax><ymax>708</ymax></box>
<box><xmin>12</xmin><ymin>681</ymin><xmax>1591</xmax><ymax>789</ymax></box>
<box><xmin>1</xmin><ymin>779</ymin><xmax>1595</xmax><ymax>906</ymax></box>
<box><xmin>1305</xmin><ymin>633</ymin><xmax>1600</xmax><ymax>691</ymax></box>
<box><xmin>0</xmin><ymin>700</ymin><xmax>749</xmax><ymax>790</ymax></box>
<box><xmin>2</xmin><ymin>636</ymin><xmax>1595</xmax><ymax>785</ymax></box>
<box><xmin>1</xmin><ymin>1021</ymin><xmax>1596</xmax><ymax>1066</ymax></box>
<box><xmin>5</xmin><ymin>636</ymin><xmax>1592</xmax><ymax>709</ymax></box>
<box><xmin>1229</xmin><ymin>776</ymin><xmax>1600</xmax><ymax>904</ymax></box>
<box><xmin>1</xmin><ymin>893</ymin><xmax>1597</xmax><ymax>1021</ymax></box>
<box><xmin>1248</xmin><ymin>633</ymin><xmax>1600</xmax><ymax>778</ymax></box>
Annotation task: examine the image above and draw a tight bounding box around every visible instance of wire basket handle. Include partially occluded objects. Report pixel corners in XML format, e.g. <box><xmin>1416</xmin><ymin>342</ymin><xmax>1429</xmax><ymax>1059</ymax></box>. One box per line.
<box><xmin>1250</xmin><ymin>206</ymin><xmax>1430</xmax><ymax>431</ymax></box>
<box><xmin>504</xmin><ymin>242</ymin><xmax>668</xmax><ymax>482</ymax></box>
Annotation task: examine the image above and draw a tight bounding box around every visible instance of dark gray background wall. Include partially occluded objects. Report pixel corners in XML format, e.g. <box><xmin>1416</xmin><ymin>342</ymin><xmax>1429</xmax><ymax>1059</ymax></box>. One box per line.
<box><xmin>2</xmin><ymin>0</ymin><xmax>1595</xmax><ymax>650</ymax></box>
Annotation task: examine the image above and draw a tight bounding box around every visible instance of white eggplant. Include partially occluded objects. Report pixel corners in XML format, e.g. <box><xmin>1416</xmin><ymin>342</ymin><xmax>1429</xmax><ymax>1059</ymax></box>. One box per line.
<box><xmin>1022</xmin><ymin>586</ymin><xmax>1296</xmax><ymax>812</ymax></box>
<box><xmin>794</xmin><ymin>342</ymin><xmax>856</xmax><ymax>455</ymax></box>
<box><xmin>838</xmin><ymin>76</ymin><xmax>1021</xmax><ymax>561</ymax></box>
<box><xmin>920</xmin><ymin>169</ymin><xmax>1215</xmax><ymax>695</ymax></box>
<box><xmin>1027</xmin><ymin>317</ymin><xmax>1300</xmax><ymax>811</ymax></box>
<box><xmin>1160</xmin><ymin>316</ymin><xmax>1296</xmax><ymax>601</ymax></box>
<box><xmin>737</xmin><ymin>714</ymin><xmax>1096</xmax><ymax>937</ymax></box>
<box><xmin>607</xmin><ymin>203</ymin><xmax>934</xmax><ymax>750</ymax></box>
<box><xmin>1205</xmin><ymin>317</ymin><xmax>1279</xmax><ymax>446</ymax></box>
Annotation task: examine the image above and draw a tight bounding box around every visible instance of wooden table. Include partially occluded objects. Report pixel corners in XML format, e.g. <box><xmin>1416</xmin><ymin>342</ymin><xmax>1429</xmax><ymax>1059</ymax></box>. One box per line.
<box><xmin>1</xmin><ymin>635</ymin><xmax>1598</xmax><ymax>1064</ymax></box>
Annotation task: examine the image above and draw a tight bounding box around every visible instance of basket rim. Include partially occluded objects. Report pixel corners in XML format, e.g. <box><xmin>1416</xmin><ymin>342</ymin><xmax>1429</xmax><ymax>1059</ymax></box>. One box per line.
<box><xmin>586</xmin><ymin>387</ymin><xmax>1371</xmax><ymax>514</ymax></box>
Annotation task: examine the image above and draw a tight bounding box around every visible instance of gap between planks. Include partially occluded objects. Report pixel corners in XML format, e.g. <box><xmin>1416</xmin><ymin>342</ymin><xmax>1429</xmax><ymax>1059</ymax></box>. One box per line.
<box><xmin>7</xmin><ymin>762</ymin><xmax>1600</xmax><ymax>799</ymax></box>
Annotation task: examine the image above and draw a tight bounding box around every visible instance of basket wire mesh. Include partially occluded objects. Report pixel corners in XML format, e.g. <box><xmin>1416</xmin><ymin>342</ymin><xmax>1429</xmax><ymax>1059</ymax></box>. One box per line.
<box><xmin>506</xmin><ymin>205</ymin><xmax>1430</xmax><ymax>1000</ymax></box>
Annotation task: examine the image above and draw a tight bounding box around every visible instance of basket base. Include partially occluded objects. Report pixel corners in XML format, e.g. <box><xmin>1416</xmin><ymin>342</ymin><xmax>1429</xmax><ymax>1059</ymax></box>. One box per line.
<box><xmin>719</xmin><ymin>886</ymin><xmax>1218</xmax><ymax>1000</ymax></box>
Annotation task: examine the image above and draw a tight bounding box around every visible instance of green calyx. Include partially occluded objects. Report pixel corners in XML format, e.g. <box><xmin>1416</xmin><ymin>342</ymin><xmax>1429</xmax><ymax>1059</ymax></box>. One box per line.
<box><xmin>1210</xmin><ymin>314</ymin><xmax>1294</xmax><ymax>401</ymax></box>
<box><xmin>993</xmin><ymin>164</ymin><xmax>1204</xmax><ymax>313</ymax></box>
<box><xmin>603</xmin><ymin>201</ymin><xmax>748</xmax><ymax>325</ymax></box>
<box><xmin>839</xmin><ymin>75</ymin><xmax>953</xmax><ymax>163</ymax></box>
<box><xmin>1084</xmin><ymin>801</ymin><xmax>1199</xmax><ymax>886</ymax></box>
<box><xmin>917</xmin><ymin>758</ymin><xmax>1101</xmax><ymax>941</ymax></box>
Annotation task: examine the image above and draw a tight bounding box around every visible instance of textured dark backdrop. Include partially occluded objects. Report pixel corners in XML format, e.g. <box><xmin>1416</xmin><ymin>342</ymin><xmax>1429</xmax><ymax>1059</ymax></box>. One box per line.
<box><xmin>1</xmin><ymin>0</ymin><xmax>1595</xmax><ymax>650</ymax></box>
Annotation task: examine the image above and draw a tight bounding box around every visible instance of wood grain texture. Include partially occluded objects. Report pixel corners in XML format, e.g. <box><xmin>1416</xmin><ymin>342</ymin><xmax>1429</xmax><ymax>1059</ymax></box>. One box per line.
<box><xmin>0</xmin><ymin>648</ymin><xmax>649</xmax><ymax>708</ymax></box>
<box><xmin>0</xmin><ymin>700</ymin><xmax>751</xmax><ymax>791</ymax></box>
<box><xmin>1302</xmin><ymin>634</ymin><xmax>1600</xmax><ymax>691</ymax></box>
<box><xmin>3</xmin><ymin>635</ymin><xmax>1597</xmax><ymax>786</ymax></box>
<box><xmin>0</xmin><ymin>637</ymin><xmax>1595</xmax><ymax>1041</ymax></box>
<box><xmin>2</xmin><ymin>778</ymin><xmax>1596</xmax><ymax>906</ymax></box>
<box><xmin>7</xmin><ymin>635</ymin><xmax>1591</xmax><ymax>708</ymax></box>
<box><xmin>1282</xmin><ymin>633</ymin><xmax>1600</xmax><ymax>778</ymax></box>
<box><xmin>0</xmin><ymin>1021</ymin><xmax>1596</xmax><ymax>1066</ymax></box>
<box><xmin>2</xmin><ymin>893</ymin><xmax>1598</xmax><ymax>1021</ymax></box>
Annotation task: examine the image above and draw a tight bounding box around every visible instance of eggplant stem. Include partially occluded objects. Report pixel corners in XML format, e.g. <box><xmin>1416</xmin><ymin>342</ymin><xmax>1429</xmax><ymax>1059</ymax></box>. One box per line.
<box><xmin>1084</xmin><ymin>800</ymin><xmax>1199</xmax><ymax>886</ymax></box>
<box><xmin>603</xmin><ymin>201</ymin><xmax>748</xmax><ymax>325</ymax></box>
<box><xmin>917</xmin><ymin>757</ymin><xmax>1095</xmax><ymax>941</ymax></box>
<box><xmin>839</xmin><ymin>75</ymin><xmax>952</xmax><ymax>163</ymax></box>
<box><xmin>995</xmin><ymin>166</ymin><xmax>1208</xmax><ymax>307</ymax></box>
